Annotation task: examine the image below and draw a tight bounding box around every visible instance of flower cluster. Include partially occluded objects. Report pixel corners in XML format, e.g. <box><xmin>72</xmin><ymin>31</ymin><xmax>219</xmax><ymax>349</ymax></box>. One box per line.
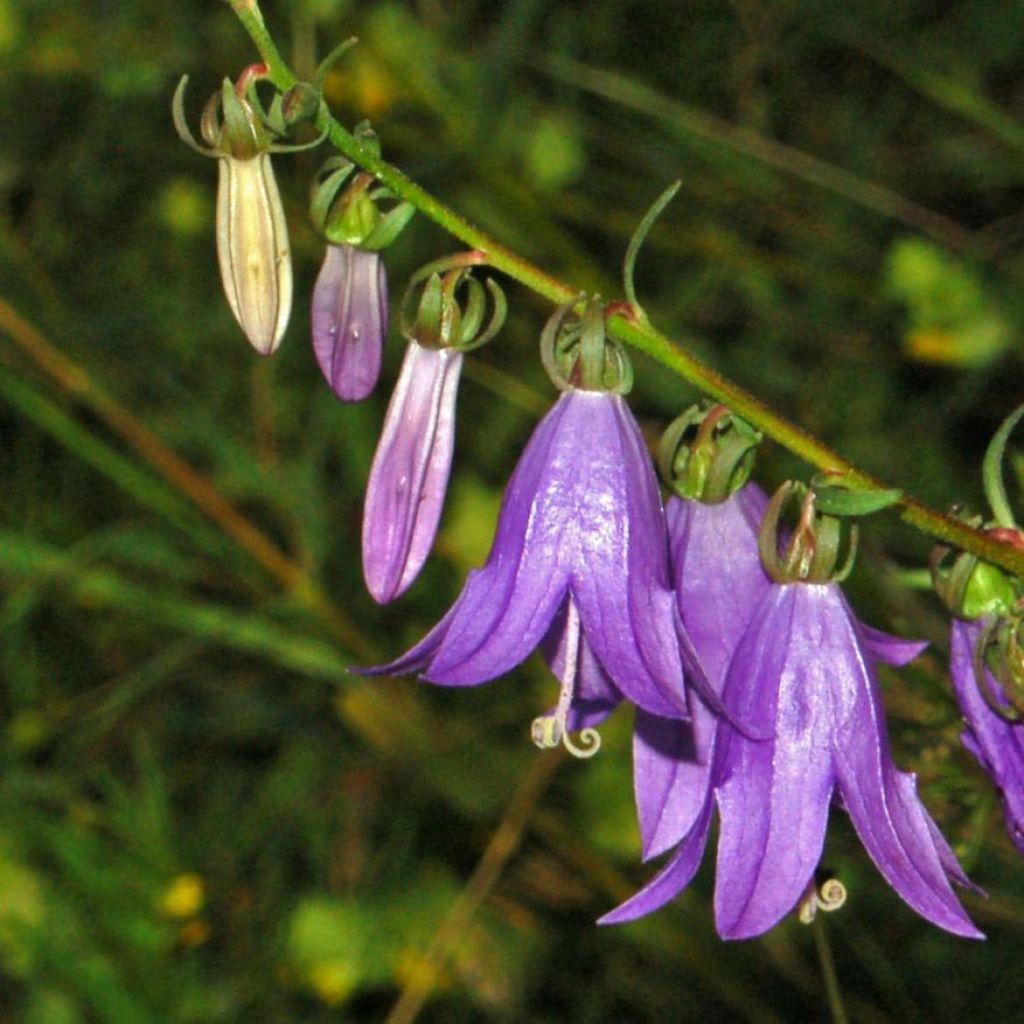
<box><xmin>173</xmin><ymin>59</ymin><xmax>1024</xmax><ymax>945</ymax></box>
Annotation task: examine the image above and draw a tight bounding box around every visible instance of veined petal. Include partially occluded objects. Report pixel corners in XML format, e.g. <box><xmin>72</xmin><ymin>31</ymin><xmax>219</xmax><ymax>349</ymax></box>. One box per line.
<box><xmin>362</xmin><ymin>342</ymin><xmax>462</xmax><ymax>603</ymax></box>
<box><xmin>569</xmin><ymin>393</ymin><xmax>688</xmax><ymax>717</ymax></box>
<box><xmin>858</xmin><ymin>623</ymin><xmax>928</xmax><ymax>667</ymax></box>
<box><xmin>714</xmin><ymin>585</ymin><xmax>834</xmax><ymax>940</ymax></box>
<box><xmin>599</xmin><ymin>800</ymin><xmax>713</xmax><ymax>925</ymax></box>
<box><xmin>311</xmin><ymin>244</ymin><xmax>388</xmax><ymax>401</ymax></box>
<box><xmin>950</xmin><ymin>618</ymin><xmax>1024</xmax><ymax>853</ymax></box>
<box><xmin>667</xmin><ymin>483</ymin><xmax>771</xmax><ymax>690</ymax></box>
<box><xmin>399</xmin><ymin>392</ymin><xmax>576</xmax><ymax>684</ymax></box>
<box><xmin>828</xmin><ymin>591</ymin><xmax>982</xmax><ymax>938</ymax></box>
<box><xmin>633</xmin><ymin>709</ymin><xmax>706</xmax><ymax>860</ymax></box>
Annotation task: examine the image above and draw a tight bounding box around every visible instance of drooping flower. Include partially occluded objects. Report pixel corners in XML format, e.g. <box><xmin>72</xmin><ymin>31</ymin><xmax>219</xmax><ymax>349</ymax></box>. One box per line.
<box><xmin>950</xmin><ymin>616</ymin><xmax>1024</xmax><ymax>852</ymax></box>
<box><xmin>605</xmin><ymin>485</ymin><xmax>981</xmax><ymax>940</ymax></box>
<box><xmin>311</xmin><ymin>243</ymin><xmax>388</xmax><ymax>402</ymax></box>
<box><xmin>362</xmin><ymin>341</ymin><xmax>462</xmax><ymax>603</ymax></box>
<box><xmin>634</xmin><ymin>480</ymin><xmax>771</xmax><ymax>861</ymax></box>
<box><xmin>360</xmin><ymin>262</ymin><xmax>503</xmax><ymax>604</ymax></box>
<box><xmin>362</xmin><ymin>384</ymin><xmax>694</xmax><ymax>729</ymax></box>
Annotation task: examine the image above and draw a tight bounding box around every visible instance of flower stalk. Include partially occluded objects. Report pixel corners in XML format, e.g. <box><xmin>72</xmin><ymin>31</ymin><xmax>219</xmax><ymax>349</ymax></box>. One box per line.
<box><xmin>225</xmin><ymin>0</ymin><xmax>1024</xmax><ymax>579</ymax></box>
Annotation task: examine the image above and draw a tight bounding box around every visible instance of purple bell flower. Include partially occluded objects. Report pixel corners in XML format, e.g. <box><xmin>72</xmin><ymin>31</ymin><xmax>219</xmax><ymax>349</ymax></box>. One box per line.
<box><xmin>362</xmin><ymin>388</ymin><xmax>695</xmax><ymax>726</ymax></box>
<box><xmin>311</xmin><ymin>243</ymin><xmax>388</xmax><ymax>402</ymax></box>
<box><xmin>362</xmin><ymin>340</ymin><xmax>463</xmax><ymax>604</ymax></box>
<box><xmin>634</xmin><ymin>483</ymin><xmax>772</xmax><ymax>861</ymax></box>
<box><xmin>605</xmin><ymin>582</ymin><xmax>981</xmax><ymax>940</ymax></box>
<box><xmin>950</xmin><ymin>617</ymin><xmax>1024</xmax><ymax>852</ymax></box>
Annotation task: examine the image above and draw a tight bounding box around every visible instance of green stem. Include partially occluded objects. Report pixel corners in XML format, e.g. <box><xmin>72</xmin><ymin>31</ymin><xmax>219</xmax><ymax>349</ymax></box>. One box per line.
<box><xmin>812</xmin><ymin>916</ymin><xmax>850</xmax><ymax>1024</ymax></box>
<box><xmin>226</xmin><ymin>0</ymin><xmax>1024</xmax><ymax>580</ymax></box>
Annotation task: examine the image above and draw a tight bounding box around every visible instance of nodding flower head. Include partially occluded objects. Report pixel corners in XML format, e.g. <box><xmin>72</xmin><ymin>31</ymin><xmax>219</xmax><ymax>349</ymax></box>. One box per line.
<box><xmin>603</xmin><ymin>567</ymin><xmax>980</xmax><ymax>940</ymax></box>
<box><xmin>359</xmin><ymin>301</ymin><xmax>707</xmax><ymax>742</ymax></box>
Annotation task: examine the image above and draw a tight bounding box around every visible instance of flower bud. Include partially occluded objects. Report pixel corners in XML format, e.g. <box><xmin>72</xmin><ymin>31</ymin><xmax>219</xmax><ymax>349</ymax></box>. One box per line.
<box><xmin>173</xmin><ymin>73</ymin><xmax>295</xmax><ymax>356</ymax></box>
<box><xmin>216</xmin><ymin>150</ymin><xmax>292</xmax><ymax>355</ymax></box>
<box><xmin>362</xmin><ymin>340</ymin><xmax>463</xmax><ymax>603</ymax></box>
<box><xmin>311</xmin><ymin>243</ymin><xmax>387</xmax><ymax>401</ymax></box>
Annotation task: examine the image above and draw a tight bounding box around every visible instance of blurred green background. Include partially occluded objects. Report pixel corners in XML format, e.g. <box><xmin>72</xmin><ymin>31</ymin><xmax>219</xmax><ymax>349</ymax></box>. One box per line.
<box><xmin>2</xmin><ymin>0</ymin><xmax>1024</xmax><ymax>1020</ymax></box>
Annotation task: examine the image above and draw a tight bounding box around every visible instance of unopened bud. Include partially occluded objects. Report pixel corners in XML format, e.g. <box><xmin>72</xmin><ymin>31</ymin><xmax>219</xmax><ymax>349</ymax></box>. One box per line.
<box><xmin>216</xmin><ymin>150</ymin><xmax>292</xmax><ymax>355</ymax></box>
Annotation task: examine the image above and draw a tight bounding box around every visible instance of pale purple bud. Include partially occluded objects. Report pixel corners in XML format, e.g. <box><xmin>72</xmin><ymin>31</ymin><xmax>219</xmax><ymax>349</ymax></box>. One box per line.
<box><xmin>311</xmin><ymin>243</ymin><xmax>388</xmax><ymax>402</ymax></box>
<box><xmin>362</xmin><ymin>340</ymin><xmax>463</xmax><ymax>603</ymax></box>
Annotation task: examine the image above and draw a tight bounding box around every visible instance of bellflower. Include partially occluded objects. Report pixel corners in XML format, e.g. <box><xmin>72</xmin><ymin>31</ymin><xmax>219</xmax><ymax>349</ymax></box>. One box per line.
<box><xmin>950</xmin><ymin>616</ymin><xmax>1024</xmax><ymax>852</ymax></box>
<box><xmin>311</xmin><ymin>243</ymin><xmax>388</xmax><ymax>402</ymax></box>
<box><xmin>363</xmin><ymin>386</ymin><xmax>694</xmax><ymax>727</ymax></box>
<box><xmin>362</xmin><ymin>340</ymin><xmax>463</xmax><ymax>603</ymax></box>
<box><xmin>605</xmin><ymin>486</ymin><xmax>981</xmax><ymax>940</ymax></box>
<box><xmin>635</xmin><ymin>482</ymin><xmax>771</xmax><ymax>860</ymax></box>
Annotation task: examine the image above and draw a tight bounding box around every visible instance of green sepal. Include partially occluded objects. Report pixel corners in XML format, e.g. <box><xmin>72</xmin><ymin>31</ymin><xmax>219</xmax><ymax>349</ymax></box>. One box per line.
<box><xmin>460</xmin><ymin>279</ymin><xmax>507</xmax><ymax>351</ymax></box>
<box><xmin>962</xmin><ymin>561</ymin><xmax>1019</xmax><ymax>620</ymax></box>
<box><xmin>400</xmin><ymin>254</ymin><xmax>505</xmax><ymax>353</ymax></box>
<box><xmin>983</xmin><ymin>402</ymin><xmax>1024</xmax><ymax>530</ymax></box>
<box><xmin>759</xmin><ymin>481</ymin><xmax>858</xmax><ymax>584</ymax></box>
<box><xmin>328</xmin><ymin>189</ymin><xmax>381</xmax><ymax>246</ymax></box>
<box><xmin>540</xmin><ymin>299</ymin><xmax>633</xmax><ymax>394</ymax></box>
<box><xmin>309</xmin><ymin>158</ymin><xmax>357</xmax><ymax>235</ymax></box>
<box><xmin>657</xmin><ymin>405</ymin><xmax>760</xmax><ymax>504</ymax></box>
<box><xmin>172</xmin><ymin>76</ymin><xmax>216</xmax><ymax>157</ymax></box>
<box><xmin>220</xmin><ymin>78</ymin><xmax>266</xmax><ymax>159</ymax></box>
<box><xmin>457</xmin><ymin>277</ymin><xmax>486</xmax><ymax>344</ymax></box>
<box><xmin>265</xmin><ymin>91</ymin><xmax>287</xmax><ymax>136</ymax></box>
<box><xmin>413</xmin><ymin>273</ymin><xmax>446</xmax><ymax>348</ymax></box>
<box><xmin>811</xmin><ymin>475</ymin><xmax>903</xmax><ymax>517</ymax></box>
<box><xmin>361</xmin><ymin>201</ymin><xmax>415</xmax><ymax>251</ymax></box>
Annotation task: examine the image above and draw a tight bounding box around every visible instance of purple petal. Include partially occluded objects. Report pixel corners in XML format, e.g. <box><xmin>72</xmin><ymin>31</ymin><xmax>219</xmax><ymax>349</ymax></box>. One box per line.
<box><xmin>568</xmin><ymin>393</ymin><xmax>688</xmax><ymax>718</ymax></box>
<box><xmin>311</xmin><ymin>244</ymin><xmax>388</xmax><ymax>402</ymax></box>
<box><xmin>599</xmin><ymin>800</ymin><xmax>713</xmax><ymax>924</ymax></box>
<box><xmin>858</xmin><ymin>622</ymin><xmax>928</xmax><ymax>667</ymax></box>
<box><xmin>633</xmin><ymin>709</ymin><xmax>707</xmax><ymax>860</ymax></box>
<box><xmin>950</xmin><ymin>618</ymin><xmax>1024</xmax><ymax>854</ymax></box>
<box><xmin>713</xmin><ymin>585</ymin><xmax>835</xmax><ymax>940</ymax></box>
<box><xmin>360</xmin><ymin>392</ymin><xmax>577</xmax><ymax>684</ymax></box>
<box><xmin>829</xmin><ymin>592</ymin><xmax>982</xmax><ymax>938</ymax></box>
<box><xmin>667</xmin><ymin>483</ymin><xmax>771</xmax><ymax>691</ymax></box>
<box><xmin>362</xmin><ymin>342</ymin><xmax>463</xmax><ymax>603</ymax></box>
<box><xmin>629</xmin><ymin>484</ymin><xmax>770</xmax><ymax>862</ymax></box>
<box><xmin>360</xmin><ymin>390</ymin><xmax>688</xmax><ymax>718</ymax></box>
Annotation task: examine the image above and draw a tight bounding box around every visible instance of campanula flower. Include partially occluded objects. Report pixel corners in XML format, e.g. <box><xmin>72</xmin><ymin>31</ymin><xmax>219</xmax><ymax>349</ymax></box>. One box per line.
<box><xmin>634</xmin><ymin>481</ymin><xmax>771</xmax><ymax>861</ymax></box>
<box><xmin>605</xmin><ymin>485</ymin><xmax>980</xmax><ymax>939</ymax></box>
<box><xmin>363</xmin><ymin>386</ymin><xmax>693</xmax><ymax>728</ymax></box>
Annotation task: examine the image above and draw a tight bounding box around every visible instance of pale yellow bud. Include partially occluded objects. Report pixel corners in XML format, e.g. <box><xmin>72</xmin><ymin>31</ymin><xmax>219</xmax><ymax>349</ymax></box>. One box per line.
<box><xmin>216</xmin><ymin>151</ymin><xmax>292</xmax><ymax>355</ymax></box>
